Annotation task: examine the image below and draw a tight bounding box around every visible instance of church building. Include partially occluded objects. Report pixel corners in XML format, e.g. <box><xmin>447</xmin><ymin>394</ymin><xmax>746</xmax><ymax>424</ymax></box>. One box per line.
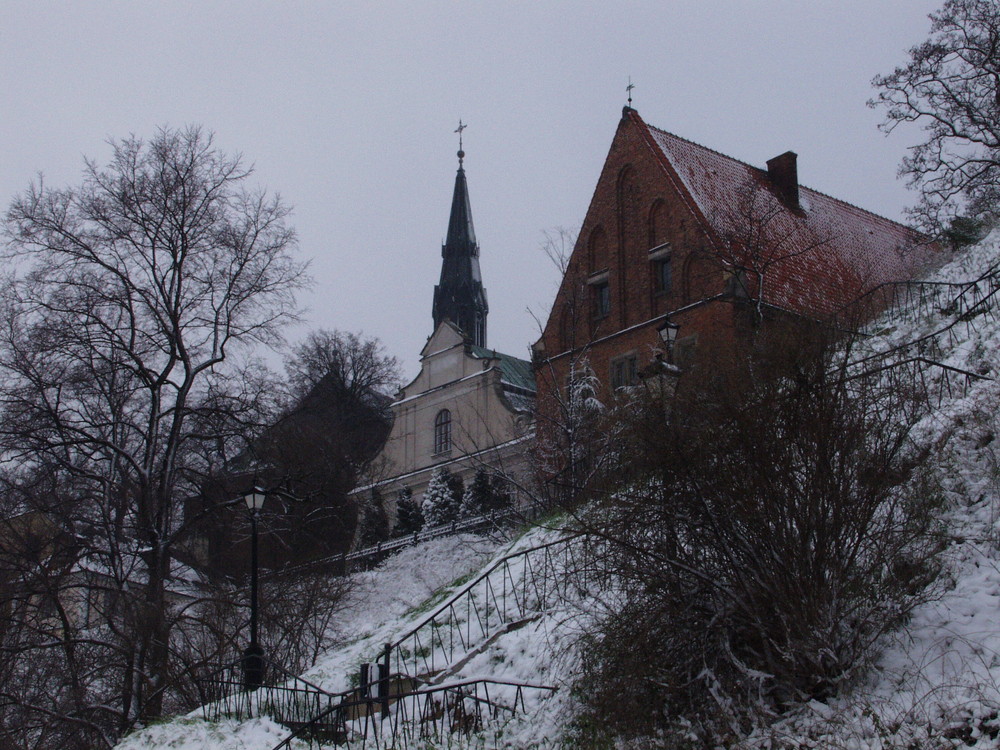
<box><xmin>360</xmin><ymin>143</ymin><xmax>535</xmax><ymax>517</ymax></box>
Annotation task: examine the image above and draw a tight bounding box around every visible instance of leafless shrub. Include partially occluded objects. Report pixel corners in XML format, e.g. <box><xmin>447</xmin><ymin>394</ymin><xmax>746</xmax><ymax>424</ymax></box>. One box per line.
<box><xmin>573</xmin><ymin>327</ymin><xmax>946</xmax><ymax>742</ymax></box>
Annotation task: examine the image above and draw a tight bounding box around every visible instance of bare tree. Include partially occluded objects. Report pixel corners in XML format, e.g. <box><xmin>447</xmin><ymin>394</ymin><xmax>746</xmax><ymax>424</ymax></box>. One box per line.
<box><xmin>872</xmin><ymin>0</ymin><xmax>1000</xmax><ymax>232</ymax></box>
<box><xmin>0</xmin><ymin>126</ymin><xmax>307</xmax><ymax>744</ymax></box>
<box><xmin>285</xmin><ymin>329</ymin><xmax>400</xmax><ymax>412</ymax></box>
<box><xmin>711</xmin><ymin>177</ymin><xmax>834</xmax><ymax>320</ymax></box>
<box><xmin>262</xmin><ymin>329</ymin><xmax>400</xmax><ymax>553</ymax></box>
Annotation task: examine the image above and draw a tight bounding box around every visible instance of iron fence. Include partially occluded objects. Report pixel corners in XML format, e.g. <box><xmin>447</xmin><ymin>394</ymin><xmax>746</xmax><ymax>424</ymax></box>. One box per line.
<box><xmin>381</xmin><ymin>532</ymin><xmax>608</xmax><ymax>683</ymax></box>
<box><xmin>271</xmin><ymin>678</ymin><xmax>556</xmax><ymax>749</ymax></box>
<box><xmin>197</xmin><ymin>655</ymin><xmax>342</xmax><ymax>726</ymax></box>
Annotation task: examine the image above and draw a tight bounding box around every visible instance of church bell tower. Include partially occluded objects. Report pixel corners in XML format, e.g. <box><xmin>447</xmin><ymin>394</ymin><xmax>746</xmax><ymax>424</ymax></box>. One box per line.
<box><xmin>433</xmin><ymin>126</ymin><xmax>488</xmax><ymax>347</ymax></box>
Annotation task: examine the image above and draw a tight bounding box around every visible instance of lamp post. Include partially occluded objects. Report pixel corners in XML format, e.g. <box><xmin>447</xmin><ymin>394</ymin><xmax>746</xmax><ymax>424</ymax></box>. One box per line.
<box><xmin>243</xmin><ymin>488</ymin><xmax>266</xmax><ymax>691</ymax></box>
<box><xmin>657</xmin><ymin>318</ymin><xmax>680</xmax><ymax>362</ymax></box>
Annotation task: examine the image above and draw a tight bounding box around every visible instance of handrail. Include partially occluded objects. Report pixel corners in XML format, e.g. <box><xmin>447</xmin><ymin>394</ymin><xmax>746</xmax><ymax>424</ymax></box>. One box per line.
<box><xmin>270</xmin><ymin>678</ymin><xmax>556</xmax><ymax>750</ymax></box>
<box><xmin>197</xmin><ymin>655</ymin><xmax>342</xmax><ymax>724</ymax></box>
<box><xmin>832</xmin><ymin>272</ymin><xmax>1000</xmax><ymax>327</ymax></box>
<box><xmin>834</xmin><ymin>269</ymin><xmax>1000</xmax><ymax>377</ymax></box>
<box><xmin>388</xmin><ymin>532</ymin><xmax>584</xmax><ymax>654</ymax></box>
<box><xmin>198</xmin><ymin>654</ymin><xmax>329</xmax><ymax>695</ymax></box>
<box><xmin>840</xmin><ymin>356</ymin><xmax>991</xmax><ymax>384</ymax></box>
<box><xmin>380</xmin><ymin>531</ymin><xmax>611</xmax><ymax>685</ymax></box>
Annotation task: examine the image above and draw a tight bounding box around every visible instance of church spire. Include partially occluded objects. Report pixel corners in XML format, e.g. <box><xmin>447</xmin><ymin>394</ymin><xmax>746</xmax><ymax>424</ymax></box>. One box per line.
<box><xmin>433</xmin><ymin>126</ymin><xmax>488</xmax><ymax>347</ymax></box>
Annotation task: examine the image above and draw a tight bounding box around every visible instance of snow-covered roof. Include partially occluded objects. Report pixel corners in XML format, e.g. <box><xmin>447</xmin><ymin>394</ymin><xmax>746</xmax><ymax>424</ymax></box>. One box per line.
<box><xmin>643</xmin><ymin>119</ymin><xmax>939</xmax><ymax>316</ymax></box>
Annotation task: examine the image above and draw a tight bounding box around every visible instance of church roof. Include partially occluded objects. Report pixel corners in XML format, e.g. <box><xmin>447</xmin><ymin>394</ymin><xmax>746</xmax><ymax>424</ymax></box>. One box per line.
<box><xmin>633</xmin><ymin>111</ymin><xmax>936</xmax><ymax>316</ymax></box>
<box><xmin>469</xmin><ymin>345</ymin><xmax>536</xmax><ymax>394</ymax></box>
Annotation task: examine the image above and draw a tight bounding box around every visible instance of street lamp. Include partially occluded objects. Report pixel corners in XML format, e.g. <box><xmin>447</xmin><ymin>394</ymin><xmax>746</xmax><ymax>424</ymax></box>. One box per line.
<box><xmin>657</xmin><ymin>318</ymin><xmax>680</xmax><ymax>361</ymax></box>
<box><xmin>243</xmin><ymin>488</ymin><xmax>266</xmax><ymax>691</ymax></box>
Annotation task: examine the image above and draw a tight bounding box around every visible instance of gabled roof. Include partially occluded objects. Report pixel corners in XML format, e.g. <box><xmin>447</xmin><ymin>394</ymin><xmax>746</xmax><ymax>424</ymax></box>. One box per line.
<box><xmin>633</xmin><ymin>111</ymin><xmax>936</xmax><ymax>316</ymax></box>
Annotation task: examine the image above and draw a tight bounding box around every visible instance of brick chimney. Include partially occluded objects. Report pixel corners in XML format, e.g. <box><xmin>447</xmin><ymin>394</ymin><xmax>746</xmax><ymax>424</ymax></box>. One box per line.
<box><xmin>766</xmin><ymin>151</ymin><xmax>799</xmax><ymax>208</ymax></box>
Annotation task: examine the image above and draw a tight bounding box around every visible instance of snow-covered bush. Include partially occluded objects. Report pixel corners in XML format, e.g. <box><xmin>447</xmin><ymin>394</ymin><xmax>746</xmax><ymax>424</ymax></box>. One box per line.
<box><xmin>422</xmin><ymin>467</ymin><xmax>462</xmax><ymax>527</ymax></box>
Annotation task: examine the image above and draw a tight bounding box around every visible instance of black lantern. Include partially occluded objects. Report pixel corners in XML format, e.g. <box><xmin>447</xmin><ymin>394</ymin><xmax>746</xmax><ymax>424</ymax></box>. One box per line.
<box><xmin>657</xmin><ymin>318</ymin><xmax>680</xmax><ymax>359</ymax></box>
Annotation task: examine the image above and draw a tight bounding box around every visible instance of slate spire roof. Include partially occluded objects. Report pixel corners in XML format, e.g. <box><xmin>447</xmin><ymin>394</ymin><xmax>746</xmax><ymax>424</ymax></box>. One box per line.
<box><xmin>433</xmin><ymin>149</ymin><xmax>489</xmax><ymax>347</ymax></box>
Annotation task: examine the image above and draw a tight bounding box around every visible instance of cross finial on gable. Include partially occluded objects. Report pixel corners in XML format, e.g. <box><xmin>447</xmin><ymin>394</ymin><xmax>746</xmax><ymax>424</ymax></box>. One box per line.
<box><xmin>626</xmin><ymin>77</ymin><xmax>635</xmax><ymax>108</ymax></box>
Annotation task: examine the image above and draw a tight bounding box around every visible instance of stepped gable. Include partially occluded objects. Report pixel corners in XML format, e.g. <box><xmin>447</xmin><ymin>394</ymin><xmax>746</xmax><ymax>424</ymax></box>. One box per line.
<box><xmin>639</xmin><ymin>114</ymin><xmax>934</xmax><ymax>316</ymax></box>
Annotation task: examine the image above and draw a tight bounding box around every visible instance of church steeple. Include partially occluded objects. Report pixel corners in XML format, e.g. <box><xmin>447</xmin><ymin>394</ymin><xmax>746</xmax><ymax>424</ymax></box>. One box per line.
<box><xmin>433</xmin><ymin>131</ymin><xmax>488</xmax><ymax>347</ymax></box>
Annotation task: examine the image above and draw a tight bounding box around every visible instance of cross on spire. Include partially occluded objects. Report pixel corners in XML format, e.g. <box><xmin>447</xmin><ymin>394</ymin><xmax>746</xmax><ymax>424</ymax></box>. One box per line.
<box><xmin>455</xmin><ymin>120</ymin><xmax>467</xmax><ymax>165</ymax></box>
<box><xmin>626</xmin><ymin>77</ymin><xmax>635</xmax><ymax>107</ymax></box>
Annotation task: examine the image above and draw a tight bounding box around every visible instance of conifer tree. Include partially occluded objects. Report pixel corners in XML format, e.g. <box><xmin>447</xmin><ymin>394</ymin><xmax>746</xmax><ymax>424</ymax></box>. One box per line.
<box><xmin>395</xmin><ymin>487</ymin><xmax>423</xmax><ymax>535</ymax></box>
<box><xmin>422</xmin><ymin>467</ymin><xmax>462</xmax><ymax>527</ymax></box>
<box><xmin>461</xmin><ymin>469</ymin><xmax>492</xmax><ymax>517</ymax></box>
<box><xmin>358</xmin><ymin>489</ymin><xmax>390</xmax><ymax>548</ymax></box>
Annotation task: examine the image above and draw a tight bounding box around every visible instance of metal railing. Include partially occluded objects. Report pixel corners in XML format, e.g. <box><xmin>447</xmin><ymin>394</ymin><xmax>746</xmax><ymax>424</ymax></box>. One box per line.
<box><xmin>833</xmin><ymin>271</ymin><xmax>1000</xmax><ymax>331</ymax></box>
<box><xmin>197</xmin><ymin>655</ymin><xmax>342</xmax><ymax>726</ymax></box>
<box><xmin>840</xmin><ymin>355</ymin><xmax>991</xmax><ymax>411</ymax></box>
<box><xmin>275</xmin><ymin>505</ymin><xmax>541</xmax><ymax>580</ymax></box>
<box><xmin>271</xmin><ymin>678</ymin><xmax>556</xmax><ymax>750</ymax></box>
<box><xmin>828</xmin><ymin>265</ymin><xmax>1000</xmax><ymax>411</ymax></box>
<box><xmin>381</xmin><ymin>532</ymin><xmax>608</xmax><ymax>683</ymax></box>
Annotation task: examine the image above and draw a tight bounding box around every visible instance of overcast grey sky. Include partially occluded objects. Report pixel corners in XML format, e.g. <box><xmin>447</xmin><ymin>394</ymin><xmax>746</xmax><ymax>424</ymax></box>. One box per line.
<box><xmin>2</xmin><ymin>1</ymin><xmax>941</xmax><ymax>379</ymax></box>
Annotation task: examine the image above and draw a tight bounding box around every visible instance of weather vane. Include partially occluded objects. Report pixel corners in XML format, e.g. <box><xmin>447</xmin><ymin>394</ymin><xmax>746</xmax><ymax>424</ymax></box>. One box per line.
<box><xmin>626</xmin><ymin>77</ymin><xmax>635</xmax><ymax>108</ymax></box>
<box><xmin>455</xmin><ymin>119</ymin><xmax>467</xmax><ymax>165</ymax></box>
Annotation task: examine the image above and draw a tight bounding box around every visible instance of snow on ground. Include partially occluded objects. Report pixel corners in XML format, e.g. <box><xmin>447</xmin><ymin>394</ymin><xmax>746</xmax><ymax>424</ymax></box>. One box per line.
<box><xmin>117</xmin><ymin>533</ymin><xmax>504</xmax><ymax>749</ymax></box>
<box><xmin>118</xmin><ymin>524</ymin><xmax>597</xmax><ymax>749</ymax></box>
<box><xmin>120</xmin><ymin>236</ymin><xmax>1000</xmax><ymax>748</ymax></box>
<box><xmin>301</xmin><ymin>532</ymin><xmax>503</xmax><ymax>693</ymax></box>
<box><xmin>743</xmin><ymin>235</ymin><xmax>1000</xmax><ymax>748</ymax></box>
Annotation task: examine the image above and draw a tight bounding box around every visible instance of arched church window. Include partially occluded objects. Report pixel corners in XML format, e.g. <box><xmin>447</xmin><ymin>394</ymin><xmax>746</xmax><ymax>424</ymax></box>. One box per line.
<box><xmin>434</xmin><ymin>409</ymin><xmax>452</xmax><ymax>454</ymax></box>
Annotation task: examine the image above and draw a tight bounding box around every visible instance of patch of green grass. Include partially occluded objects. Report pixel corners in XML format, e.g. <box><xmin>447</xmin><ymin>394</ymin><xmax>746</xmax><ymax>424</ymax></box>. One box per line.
<box><xmin>404</xmin><ymin>568</ymin><xmax>482</xmax><ymax>619</ymax></box>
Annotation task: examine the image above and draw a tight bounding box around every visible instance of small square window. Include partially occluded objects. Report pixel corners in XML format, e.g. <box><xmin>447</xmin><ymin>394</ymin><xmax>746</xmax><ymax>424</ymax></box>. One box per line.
<box><xmin>610</xmin><ymin>354</ymin><xmax>638</xmax><ymax>389</ymax></box>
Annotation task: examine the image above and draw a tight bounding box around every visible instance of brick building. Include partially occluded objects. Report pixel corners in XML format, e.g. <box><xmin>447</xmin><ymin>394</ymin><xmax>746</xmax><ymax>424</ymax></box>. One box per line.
<box><xmin>532</xmin><ymin>106</ymin><xmax>939</xmax><ymax>404</ymax></box>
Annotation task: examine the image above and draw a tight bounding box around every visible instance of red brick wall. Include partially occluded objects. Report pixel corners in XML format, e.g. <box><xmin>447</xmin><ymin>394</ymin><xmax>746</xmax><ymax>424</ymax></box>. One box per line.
<box><xmin>533</xmin><ymin>109</ymin><xmax>939</xmax><ymax>433</ymax></box>
<box><xmin>534</xmin><ymin>111</ymin><xmax>724</xmax><ymax>406</ymax></box>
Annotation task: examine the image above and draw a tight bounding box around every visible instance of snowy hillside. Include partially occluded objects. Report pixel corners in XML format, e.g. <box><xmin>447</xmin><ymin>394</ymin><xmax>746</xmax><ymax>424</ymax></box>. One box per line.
<box><xmin>118</xmin><ymin>235</ymin><xmax>1000</xmax><ymax>748</ymax></box>
<box><xmin>743</xmin><ymin>235</ymin><xmax>1000</xmax><ymax>748</ymax></box>
<box><xmin>117</xmin><ymin>523</ymin><xmax>601</xmax><ymax>749</ymax></box>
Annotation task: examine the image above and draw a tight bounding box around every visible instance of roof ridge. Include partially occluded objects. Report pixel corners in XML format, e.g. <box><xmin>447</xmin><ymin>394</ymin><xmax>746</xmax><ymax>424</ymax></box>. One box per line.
<box><xmin>646</xmin><ymin>122</ymin><xmax>919</xmax><ymax>236</ymax></box>
<box><xmin>468</xmin><ymin>344</ymin><xmax>531</xmax><ymax>365</ymax></box>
